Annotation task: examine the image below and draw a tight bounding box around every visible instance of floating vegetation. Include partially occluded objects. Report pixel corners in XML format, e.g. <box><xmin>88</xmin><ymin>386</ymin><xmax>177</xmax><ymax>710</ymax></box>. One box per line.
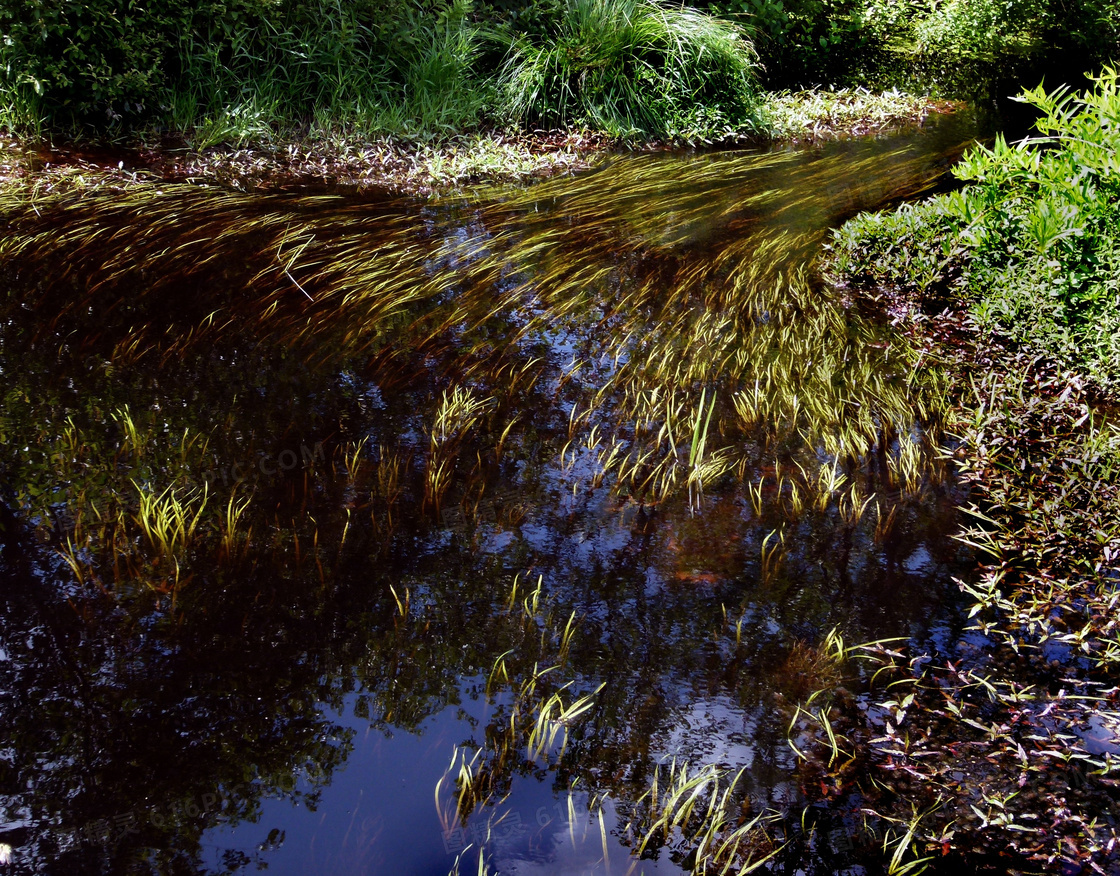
<box><xmin>764</xmin><ymin>89</ymin><xmax>963</xmax><ymax>143</ymax></box>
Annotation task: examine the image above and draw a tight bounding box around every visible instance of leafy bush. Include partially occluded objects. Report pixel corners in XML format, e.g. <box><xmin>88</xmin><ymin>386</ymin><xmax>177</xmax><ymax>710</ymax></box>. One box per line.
<box><xmin>705</xmin><ymin>0</ymin><xmax>1119</xmax><ymax>96</ymax></box>
<box><xmin>0</xmin><ymin>0</ymin><xmax>267</xmax><ymax>127</ymax></box>
<box><xmin>913</xmin><ymin>0</ymin><xmax>1045</xmax><ymax>62</ymax></box>
<box><xmin>711</xmin><ymin>0</ymin><xmax>873</xmax><ymax>87</ymax></box>
<box><xmin>497</xmin><ymin>0</ymin><xmax>763</xmax><ymax>137</ymax></box>
<box><xmin>863</xmin><ymin>0</ymin><xmax>1120</xmax><ymax>95</ymax></box>
<box><xmin>827</xmin><ymin>68</ymin><xmax>1120</xmax><ymax>388</ymax></box>
<box><xmin>478</xmin><ymin>0</ymin><xmax>565</xmax><ymax>38</ymax></box>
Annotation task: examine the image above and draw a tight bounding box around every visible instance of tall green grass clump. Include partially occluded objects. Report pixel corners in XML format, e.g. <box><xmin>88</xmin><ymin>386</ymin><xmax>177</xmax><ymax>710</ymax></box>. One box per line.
<box><xmin>828</xmin><ymin>67</ymin><xmax>1120</xmax><ymax>389</ymax></box>
<box><xmin>498</xmin><ymin>0</ymin><xmax>763</xmax><ymax>138</ymax></box>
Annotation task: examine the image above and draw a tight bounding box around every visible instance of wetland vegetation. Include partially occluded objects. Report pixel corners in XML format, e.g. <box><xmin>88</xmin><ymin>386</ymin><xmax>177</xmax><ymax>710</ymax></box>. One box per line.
<box><xmin>811</xmin><ymin>69</ymin><xmax>1120</xmax><ymax>874</ymax></box>
<box><xmin>1</xmin><ymin>1</ymin><xmax>1120</xmax><ymax>874</ymax></box>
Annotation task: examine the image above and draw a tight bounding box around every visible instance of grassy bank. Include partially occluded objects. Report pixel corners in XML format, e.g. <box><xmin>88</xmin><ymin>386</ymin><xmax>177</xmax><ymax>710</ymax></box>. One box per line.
<box><xmin>2</xmin><ymin>0</ymin><xmax>1115</xmax><ymax>150</ymax></box>
<box><xmin>0</xmin><ymin>0</ymin><xmax>764</xmax><ymax>143</ymax></box>
<box><xmin>7</xmin><ymin>0</ymin><xmax>937</xmax><ymax>190</ymax></box>
<box><xmin>782</xmin><ymin>67</ymin><xmax>1120</xmax><ymax>874</ymax></box>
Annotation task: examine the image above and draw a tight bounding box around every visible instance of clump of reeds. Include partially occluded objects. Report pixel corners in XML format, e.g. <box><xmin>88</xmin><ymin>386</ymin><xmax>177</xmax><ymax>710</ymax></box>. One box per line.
<box><xmin>425</xmin><ymin>386</ymin><xmax>495</xmax><ymax>513</ymax></box>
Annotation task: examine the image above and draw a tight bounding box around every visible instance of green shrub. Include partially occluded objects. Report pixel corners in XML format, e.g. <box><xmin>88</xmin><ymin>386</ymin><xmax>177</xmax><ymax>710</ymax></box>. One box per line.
<box><xmin>864</xmin><ymin>0</ymin><xmax>1120</xmax><ymax>96</ymax></box>
<box><xmin>711</xmin><ymin>0</ymin><xmax>873</xmax><ymax>87</ymax></box>
<box><xmin>827</xmin><ymin>68</ymin><xmax>1120</xmax><ymax>388</ymax></box>
<box><xmin>706</xmin><ymin>0</ymin><xmax>1119</xmax><ymax>97</ymax></box>
<box><xmin>0</xmin><ymin>0</ymin><xmax>271</xmax><ymax>128</ymax></box>
<box><xmin>176</xmin><ymin>0</ymin><xmax>392</xmax><ymax>138</ymax></box>
<box><xmin>478</xmin><ymin>0</ymin><xmax>565</xmax><ymax>38</ymax></box>
<box><xmin>913</xmin><ymin>0</ymin><xmax>1045</xmax><ymax>62</ymax></box>
<box><xmin>497</xmin><ymin>0</ymin><xmax>763</xmax><ymax>137</ymax></box>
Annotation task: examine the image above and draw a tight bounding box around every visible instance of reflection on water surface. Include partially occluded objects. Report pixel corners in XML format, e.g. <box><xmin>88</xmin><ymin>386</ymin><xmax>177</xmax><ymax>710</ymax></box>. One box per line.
<box><xmin>0</xmin><ymin>114</ymin><xmax>980</xmax><ymax>874</ymax></box>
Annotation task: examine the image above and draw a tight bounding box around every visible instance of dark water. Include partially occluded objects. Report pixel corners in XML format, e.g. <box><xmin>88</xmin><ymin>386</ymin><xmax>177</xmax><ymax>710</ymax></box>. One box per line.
<box><xmin>0</xmin><ymin>113</ymin><xmax>982</xmax><ymax>874</ymax></box>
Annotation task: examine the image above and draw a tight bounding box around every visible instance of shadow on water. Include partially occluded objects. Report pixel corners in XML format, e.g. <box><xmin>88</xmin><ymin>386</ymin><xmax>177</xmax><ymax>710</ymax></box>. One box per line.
<box><xmin>0</xmin><ymin>112</ymin><xmax>981</xmax><ymax>874</ymax></box>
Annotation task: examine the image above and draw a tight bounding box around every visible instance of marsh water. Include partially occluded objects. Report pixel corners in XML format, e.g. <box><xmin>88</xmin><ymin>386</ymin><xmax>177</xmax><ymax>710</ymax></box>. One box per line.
<box><xmin>0</xmin><ymin>114</ymin><xmax>983</xmax><ymax>875</ymax></box>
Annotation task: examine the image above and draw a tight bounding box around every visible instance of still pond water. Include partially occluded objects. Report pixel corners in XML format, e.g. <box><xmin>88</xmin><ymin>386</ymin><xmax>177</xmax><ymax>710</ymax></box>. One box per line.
<box><xmin>0</xmin><ymin>113</ymin><xmax>983</xmax><ymax>874</ymax></box>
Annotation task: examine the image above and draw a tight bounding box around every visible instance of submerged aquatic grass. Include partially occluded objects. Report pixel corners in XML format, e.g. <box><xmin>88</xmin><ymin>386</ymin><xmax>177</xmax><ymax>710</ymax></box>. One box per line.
<box><xmin>623</xmin><ymin>760</ymin><xmax>784</xmax><ymax>873</ymax></box>
<box><xmin>0</xmin><ymin>130</ymin><xmax>973</xmax><ymax>596</ymax></box>
<box><xmin>433</xmin><ymin>575</ymin><xmax>603</xmax><ymax>828</ymax></box>
<box><xmin>133</xmin><ymin>481</ymin><xmax>209</xmax><ymax>561</ymax></box>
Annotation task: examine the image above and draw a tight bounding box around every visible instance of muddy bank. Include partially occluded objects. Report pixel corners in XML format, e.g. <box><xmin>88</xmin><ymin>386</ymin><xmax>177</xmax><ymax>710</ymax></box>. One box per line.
<box><xmin>0</xmin><ymin>92</ymin><xmax>961</xmax><ymax>196</ymax></box>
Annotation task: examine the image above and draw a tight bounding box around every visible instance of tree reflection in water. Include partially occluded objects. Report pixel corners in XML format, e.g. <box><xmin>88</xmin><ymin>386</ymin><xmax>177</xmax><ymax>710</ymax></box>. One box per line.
<box><xmin>0</xmin><ymin>113</ymin><xmax>980</xmax><ymax>874</ymax></box>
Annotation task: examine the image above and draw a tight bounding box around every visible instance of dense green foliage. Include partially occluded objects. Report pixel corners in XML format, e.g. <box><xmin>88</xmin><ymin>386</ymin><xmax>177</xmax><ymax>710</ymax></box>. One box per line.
<box><xmin>709</xmin><ymin>0</ymin><xmax>1119</xmax><ymax>91</ymax></box>
<box><xmin>874</xmin><ymin>0</ymin><xmax>1120</xmax><ymax>93</ymax></box>
<box><xmin>711</xmin><ymin>0</ymin><xmax>870</xmax><ymax>86</ymax></box>
<box><xmin>0</xmin><ymin>0</ymin><xmax>489</xmax><ymax>137</ymax></box>
<box><xmin>0</xmin><ymin>0</ymin><xmax>764</xmax><ymax>140</ymax></box>
<box><xmin>1</xmin><ymin>0</ymin><xmax>1117</xmax><ymax>139</ymax></box>
<box><xmin>829</xmin><ymin>68</ymin><xmax>1120</xmax><ymax>387</ymax></box>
